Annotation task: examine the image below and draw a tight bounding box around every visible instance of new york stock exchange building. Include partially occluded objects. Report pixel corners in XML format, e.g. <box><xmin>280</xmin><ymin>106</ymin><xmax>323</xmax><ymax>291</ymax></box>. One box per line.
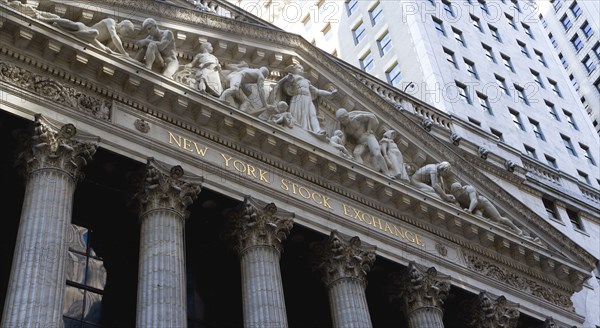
<box><xmin>1</xmin><ymin>1</ymin><xmax>599</xmax><ymax>327</ymax></box>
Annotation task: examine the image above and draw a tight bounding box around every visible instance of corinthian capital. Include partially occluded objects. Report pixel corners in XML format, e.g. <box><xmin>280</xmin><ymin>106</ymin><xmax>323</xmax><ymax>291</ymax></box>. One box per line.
<box><xmin>467</xmin><ymin>291</ymin><xmax>520</xmax><ymax>328</ymax></box>
<box><xmin>388</xmin><ymin>262</ymin><xmax>451</xmax><ymax>314</ymax></box>
<box><xmin>133</xmin><ymin>158</ymin><xmax>202</xmax><ymax>219</ymax></box>
<box><xmin>312</xmin><ymin>230</ymin><xmax>376</xmax><ymax>287</ymax></box>
<box><xmin>15</xmin><ymin>114</ymin><xmax>99</xmax><ymax>179</ymax></box>
<box><xmin>225</xmin><ymin>196</ymin><xmax>294</xmax><ymax>255</ymax></box>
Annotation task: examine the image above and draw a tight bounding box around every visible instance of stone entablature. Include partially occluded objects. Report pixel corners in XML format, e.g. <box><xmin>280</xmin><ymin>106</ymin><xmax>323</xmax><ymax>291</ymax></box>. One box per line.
<box><xmin>0</xmin><ymin>1</ymin><xmax>596</xmax><ymax>323</ymax></box>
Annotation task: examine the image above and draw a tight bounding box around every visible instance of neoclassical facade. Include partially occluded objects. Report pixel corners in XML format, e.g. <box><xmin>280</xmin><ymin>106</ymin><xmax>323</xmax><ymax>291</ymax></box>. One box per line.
<box><xmin>0</xmin><ymin>1</ymin><xmax>598</xmax><ymax>327</ymax></box>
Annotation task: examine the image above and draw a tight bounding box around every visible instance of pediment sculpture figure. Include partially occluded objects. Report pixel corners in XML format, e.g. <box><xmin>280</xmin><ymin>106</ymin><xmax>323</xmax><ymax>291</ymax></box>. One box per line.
<box><xmin>219</xmin><ymin>61</ymin><xmax>269</xmax><ymax>112</ymax></box>
<box><xmin>335</xmin><ymin>108</ymin><xmax>392</xmax><ymax>177</ymax></box>
<box><xmin>450</xmin><ymin>182</ymin><xmax>524</xmax><ymax>235</ymax></box>
<box><xmin>259</xmin><ymin>101</ymin><xmax>294</xmax><ymax>128</ymax></box>
<box><xmin>379</xmin><ymin>130</ymin><xmax>408</xmax><ymax>180</ymax></box>
<box><xmin>269</xmin><ymin>64</ymin><xmax>337</xmax><ymax>136</ymax></box>
<box><xmin>407</xmin><ymin>161</ymin><xmax>456</xmax><ymax>202</ymax></box>
<box><xmin>135</xmin><ymin>18</ymin><xmax>179</xmax><ymax>78</ymax></box>
<box><xmin>1</xmin><ymin>0</ymin><xmax>61</xmax><ymax>20</ymax></box>
<box><xmin>185</xmin><ymin>41</ymin><xmax>223</xmax><ymax>96</ymax></box>
<box><xmin>327</xmin><ymin>130</ymin><xmax>353</xmax><ymax>159</ymax></box>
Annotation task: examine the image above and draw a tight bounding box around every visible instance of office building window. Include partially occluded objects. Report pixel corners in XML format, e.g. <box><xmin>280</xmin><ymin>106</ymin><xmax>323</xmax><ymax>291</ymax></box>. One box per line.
<box><xmin>352</xmin><ymin>21</ymin><xmax>366</xmax><ymax>44</ymax></box>
<box><xmin>377</xmin><ymin>31</ymin><xmax>393</xmax><ymax>56</ymax></box>
<box><xmin>578</xmin><ymin>171</ymin><xmax>591</xmax><ymax>184</ymax></box>
<box><xmin>583</xmin><ymin>55</ymin><xmax>596</xmax><ymax>72</ymax></box>
<box><xmin>477</xmin><ymin>93</ymin><xmax>491</xmax><ymax>114</ymax></box>
<box><xmin>570</xmin><ymin>1</ymin><xmax>581</xmax><ymax>18</ymax></box>
<box><xmin>506</xmin><ymin>14</ymin><xmax>517</xmax><ymax>29</ymax></box>
<box><xmin>569</xmin><ymin>74</ymin><xmax>579</xmax><ymax>90</ymax></box>
<box><xmin>511</xmin><ymin>0</ymin><xmax>521</xmax><ymax>12</ymax></box>
<box><xmin>582</xmin><ymin>21</ymin><xmax>593</xmax><ymax>38</ymax></box>
<box><xmin>546</xmin><ymin>101</ymin><xmax>560</xmax><ymax>121</ymax></box>
<box><xmin>545</xmin><ymin>155</ymin><xmax>558</xmax><ymax>169</ymax></box>
<box><xmin>580</xmin><ymin>144</ymin><xmax>596</xmax><ymax>165</ymax></box>
<box><xmin>548</xmin><ymin>79</ymin><xmax>561</xmax><ymax>97</ymax></box>
<box><xmin>561</xmin><ymin>15</ymin><xmax>572</xmax><ymax>30</ymax></box>
<box><xmin>302</xmin><ymin>15</ymin><xmax>312</xmax><ymax>31</ymax></box>
<box><xmin>518</xmin><ymin>40</ymin><xmax>530</xmax><ymax>57</ymax></box>
<box><xmin>496</xmin><ymin>75</ymin><xmax>509</xmax><ymax>95</ymax></box>
<box><xmin>539</xmin><ymin>14</ymin><xmax>547</xmax><ymax>28</ymax></box>
<box><xmin>444</xmin><ymin>48</ymin><xmax>458</xmax><ymax>68</ymax></box>
<box><xmin>433</xmin><ymin>17</ymin><xmax>446</xmax><ymax>36</ymax></box>
<box><xmin>346</xmin><ymin>0</ymin><xmax>358</xmax><ymax>15</ymax></box>
<box><xmin>468</xmin><ymin>117</ymin><xmax>481</xmax><ymax>126</ymax></box>
<box><xmin>471</xmin><ymin>15</ymin><xmax>483</xmax><ymax>32</ymax></box>
<box><xmin>563</xmin><ymin>110</ymin><xmax>578</xmax><ymax>130</ymax></box>
<box><xmin>548</xmin><ymin>33</ymin><xmax>557</xmax><ymax>48</ymax></box>
<box><xmin>571</xmin><ymin>34</ymin><xmax>584</xmax><ymax>51</ymax></box>
<box><xmin>490</xmin><ymin>128</ymin><xmax>504</xmax><ymax>141</ymax></box>
<box><xmin>542</xmin><ymin>197</ymin><xmax>559</xmax><ymax>220</ymax></box>
<box><xmin>465</xmin><ymin>59</ymin><xmax>478</xmax><ymax>79</ymax></box>
<box><xmin>509</xmin><ymin>109</ymin><xmax>524</xmax><ymax>130</ymax></box>
<box><xmin>322</xmin><ymin>23</ymin><xmax>332</xmax><ymax>41</ymax></box>
<box><xmin>427</xmin><ymin>0</ymin><xmax>435</xmax><ymax>6</ymax></box>
<box><xmin>442</xmin><ymin>0</ymin><xmax>455</xmax><ymax>17</ymax></box>
<box><xmin>514</xmin><ymin>84</ymin><xmax>528</xmax><ymax>105</ymax></box>
<box><xmin>551</xmin><ymin>0</ymin><xmax>563</xmax><ymax>11</ymax></box>
<box><xmin>531</xmin><ymin>70</ymin><xmax>543</xmax><ymax>88</ymax></box>
<box><xmin>594</xmin><ymin>42</ymin><xmax>600</xmax><ymax>59</ymax></box>
<box><xmin>501</xmin><ymin>54</ymin><xmax>514</xmax><ymax>72</ymax></box>
<box><xmin>522</xmin><ymin>23</ymin><xmax>533</xmax><ymax>39</ymax></box>
<box><xmin>359</xmin><ymin>51</ymin><xmax>374</xmax><ymax>72</ymax></box>
<box><xmin>529</xmin><ymin>119</ymin><xmax>544</xmax><ymax>140</ymax></box>
<box><xmin>567</xmin><ymin>209</ymin><xmax>584</xmax><ymax>230</ymax></box>
<box><xmin>369</xmin><ymin>2</ymin><xmax>383</xmax><ymax>26</ymax></box>
<box><xmin>479</xmin><ymin>0</ymin><xmax>489</xmax><ymax>14</ymax></box>
<box><xmin>561</xmin><ymin>135</ymin><xmax>576</xmax><ymax>156</ymax></box>
<box><xmin>453</xmin><ymin>28</ymin><xmax>466</xmax><ymax>47</ymax></box>
<box><xmin>535</xmin><ymin>50</ymin><xmax>547</xmax><ymax>66</ymax></box>
<box><xmin>455</xmin><ymin>81</ymin><xmax>471</xmax><ymax>104</ymax></box>
<box><xmin>386</xmin><ymin>63</ymin><xmax>402</xmax><ymax>87</ymax></box>
<box><xmin>524</xmin><ymin>145</ymin><xmax>537</xmax><ymax>159</ymax></box>
<box><xmin>489</xmin><ymin>25</ymin><xmax>501</xmax><ymax>42</ymax></box>
<box><xmin>483</xmin><ymin>43</ymin><xmax>496</xmax><ymax>62</ymax></box>
<box><xmin>558</xmin><ymin>53</ymin><xmax>568</xmax><ymax>69</ymax></box>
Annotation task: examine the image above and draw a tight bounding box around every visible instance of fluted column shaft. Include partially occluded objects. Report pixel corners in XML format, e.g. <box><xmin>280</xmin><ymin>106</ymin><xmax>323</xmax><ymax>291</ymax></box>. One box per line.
<box><xmin>313</xmin><ymin>230</ymin><xmax>376</xmax><ymax>328</ymax></box>
<box><xmin>388</xmin><ymin>262</ymin><xmax>451</xmax><ymax>328</ymax></box>
<box><xmin>136</xmin><ymin>209</ymin><xmax>187</xmax><ymax>327</ymax></box>
<box><xmin>328</xmin><ymin>278</ymin><xmax>372</xmax><ymax>328</ymax></box>
<box><xmin>226</xmin><ymin>196</ymin><xmax>294</xmax><ymax>328</ymax></box>
<box><xmin>239</xmin><ymin>246</ymin><xmax>288</xmax><ymax>328</ymax></box>
<box><xmin>407</xmin><ymin>307</ymin><xmax>444</xmax><ymax>328</ymax></box>
<box><xmin>2</xmin><ymin>169</ymin><xmax>76</xmax><ymax>327</ymax></box>
<box><xmin>2</xmin><ymin>116</ymin><xmax>98</xmax><ymax>328</ymax></box>
<box><xmin>133</xmin><ymin>159</ymin><xmax>202</xmax><ymax>328</ymax></box>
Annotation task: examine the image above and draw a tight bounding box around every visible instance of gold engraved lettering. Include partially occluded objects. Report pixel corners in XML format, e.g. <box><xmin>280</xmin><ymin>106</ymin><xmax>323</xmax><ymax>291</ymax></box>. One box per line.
<box><xmin>259</xmin><ymin>169</ymin><xmax>269</xmax><ymax>183</ymax></box>
<box><xmin>342</xmin><ymin>204</ymin><xmax>352</xmax><ymax>217</ymax></box>
<box><xmin>405</xmin><ymin>231</ymin><xmax>416</xmax><ymax>243</ymax></box>
<box><xmin>183</xmin><ymin>138</ymin><xmax>193</xmax><ymax>151</ymax></box>
<box><xmin>168</xmin><ymin>131</ymin><xmax>209</xmax><ymax>158</ymax></box>
<box><xmin>280</xmin><ymin>178</ymin><xmax>290</xmax><ymax>191</ymax></box>
<box><xmin>384</xmin><ymin>222</ymin><xmax>394</xmax><ymax>234</ymax></box>
<box><xmin>393</xmin><ymin>225</ymin><xmax>406</xmax><ymax>239</ymax></box>
<box><xmin>372</xmin><ymin>217</ymin><xmax>383</xmax><ymax>230</ymax></box>
<box><xmin>168</xmin><ymin>131</ymin><xmax>182</xmax><ymax>147</ymax></box>
<box><xmin>322</xmin><ymin>196</ymin><xmax>333</xmax><ymax>209</ymax></box>
<box><xmin>221</xmin><ymin>154</ymin><xmax>233</xmax><ymax>167</ymax></box>
<box><xmin>194</xmin><ymin>143</ymin><xmax>208</xmax><ymax>156</ymax></box>
<box><xmin>281</xmin><ymin>178</ymin><xmax>334</xmax><ymax>210</ymax></box>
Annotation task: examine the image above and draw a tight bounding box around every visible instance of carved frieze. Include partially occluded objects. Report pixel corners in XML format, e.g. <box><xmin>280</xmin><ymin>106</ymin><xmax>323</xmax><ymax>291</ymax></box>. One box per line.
<box><xmin>464</xmin><ymin>253</ymin><xmax>574</xmax><ymax>309</ymax></box>
<box><xmin>0</xmin><ymin>61</ymin><xmax>111</xmax><ymax>120</ymax></box>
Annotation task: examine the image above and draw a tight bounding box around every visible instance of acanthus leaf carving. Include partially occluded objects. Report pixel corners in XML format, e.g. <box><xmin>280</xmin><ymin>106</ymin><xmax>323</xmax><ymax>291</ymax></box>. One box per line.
<box><xmin>466</xmin><ymin>291</ymin><xmax>520</xmax><ymax>328</ymax></box>
<box><xmin>388</xmin><ymin>262</ymin><xmax>451</xmax><ymax>314</ymax></box>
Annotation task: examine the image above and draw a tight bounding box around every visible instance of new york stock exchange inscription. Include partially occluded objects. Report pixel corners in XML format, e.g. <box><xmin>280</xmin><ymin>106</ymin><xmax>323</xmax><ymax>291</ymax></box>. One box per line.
<box><xmin>167</xmin><ymin>130</ymin><xmax>425</xmax><ymax>248</ymax></box>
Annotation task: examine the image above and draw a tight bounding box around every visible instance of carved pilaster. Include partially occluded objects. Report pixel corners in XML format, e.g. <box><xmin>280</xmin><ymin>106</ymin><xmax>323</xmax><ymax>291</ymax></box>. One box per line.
<box><xmin>133</xmin><ymin>158</ymin><xmax>202</xmax><ymax>328</ymax></box>
<box><xmin>226</xmin><ymin>196</ymin><xmax>294</xmax><ymax>255</ymax></box>
<box><xmin>225</xmin><ymin>196</ymin><xmax>294</xmax><ymax>328</ymax></box>
<box><xmin>313</xmin><ymin>230</ymin><xmax>376</xmax><ymax>328</ymax></box>
<box><xmin>313</xmin><ymin>230</ymin><xmax>376</xmax><ymax>287</ymax></box>
<box><xmin>2</xmin><ymin>115</ymin><xmax>98</xmax><ymax>328</ymax></box>
<box><xmin>466</xmin><ymin>291</ymin><xmax>520</xmax><ymax>328</ymax></box>
<box><xmin>388</xmin><ymin>262</ymin><xmax>451</xmax><ymax>328</ymax></box>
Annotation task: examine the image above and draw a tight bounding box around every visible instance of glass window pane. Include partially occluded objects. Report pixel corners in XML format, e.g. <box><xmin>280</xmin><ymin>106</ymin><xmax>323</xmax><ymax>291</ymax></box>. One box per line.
<box><xmin>68</xmin><ymin>225</ymin><xmax>88</xmax><ymax>253</ymax></box>
<box><xmin>64</xmin><ymin>285</ymin><xmax>85</xmax><ymax>320</ymax></box>
<box><xmin>64</xmin><ymin>316</ymin><xmax>83</xmax><ymax>328</ymax></box>
<box><xmin>66</xmin><ymin>252</ymin><xmax>87</xmax><ymax>285</ymax></box>
<box><xmin>86</xmin><ymin>258</ymin><xmax>107</xmax><ymax>290</ymax></box>
<box><xmin>83</xmin><ymin>291</ymin><xmax>103</xmax><ymax>325</ymax></box>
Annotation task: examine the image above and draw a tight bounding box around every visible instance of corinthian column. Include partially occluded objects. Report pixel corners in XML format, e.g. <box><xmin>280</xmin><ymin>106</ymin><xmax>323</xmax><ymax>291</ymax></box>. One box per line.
<box><xmin>313</xmin><ymin>230</ymin><xmax>376</xmax><ymax>328</ymax></box>
<box><xmin>2</xmin><ymin>115</ymin><xmax>98</xmax><ymax>328</ymax></box>
<box><xmin>466</xmin><ymin>291</ymin><xmax>520</xmax><ymax>328</ymax></box>
<box><xmin>133</xmin><ymin>158</ymin><xmax>202</xmax><ymax>328</ymax></box>
<box><xmin>225</xmin><ymin>196</ymin><xmax>294</xmax><ymax>328</ymax></box>
<box><xmin>388</xmin><ymin>262</ymin><xmax>451</xmax><ymax>328</ymax></box>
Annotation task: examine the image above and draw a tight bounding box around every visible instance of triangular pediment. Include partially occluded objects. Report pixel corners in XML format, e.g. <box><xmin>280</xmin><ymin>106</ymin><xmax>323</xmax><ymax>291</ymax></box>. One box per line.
<box><xmin>1</xmin><ymin>0</ymin><xmax>596</xmax><ymax>316</ymax></box>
